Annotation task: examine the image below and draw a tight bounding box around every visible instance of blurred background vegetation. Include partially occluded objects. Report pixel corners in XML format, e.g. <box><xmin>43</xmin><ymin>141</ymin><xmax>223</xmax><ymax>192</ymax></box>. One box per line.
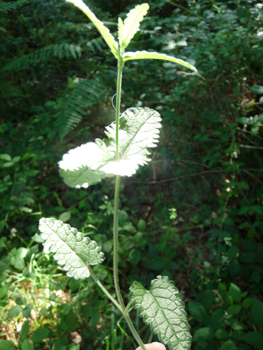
<box><xmin>0</xmin><ymin>0</ymin><xmax>263</xmax><ymax>349</ymax></box>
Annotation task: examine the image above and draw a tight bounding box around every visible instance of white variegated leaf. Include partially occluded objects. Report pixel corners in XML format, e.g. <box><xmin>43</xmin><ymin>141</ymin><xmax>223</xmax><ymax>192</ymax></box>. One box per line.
<box><xmin>66</xmin><ymin>0</ymin><xmax>119</xmax><ymax>58</ymax></box>
<box><xmin>123</xmin><ymin>50</ymin><xmax>197</xmax><ymax>72</ymax></box>
<box><xmin>119</xmin><ymin>4</ymin><xmax>149</xmax><ymax>49</ymax></box>
<box><xmin>129</xmin><ymin>276</ymin><xmax>192</xmax><ymax>350</ymax></box>
<box><xmin>59</xmin><ymin>107</ymin><xmax>161</xmax><ymax>188</ymax></box>
<box><xmin>39</xmin><ymin>218</ymin><xmax>104</xmax><ymax>279</ymax></box>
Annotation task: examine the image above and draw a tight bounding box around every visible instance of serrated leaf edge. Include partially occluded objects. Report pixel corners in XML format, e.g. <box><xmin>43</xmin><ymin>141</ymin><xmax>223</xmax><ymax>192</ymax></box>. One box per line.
<box><xmin>123</xmin><ymin>50</ymin><xmax>197</xmax><ymax>72</ymax></box>
<box><xmin>66</xmin><ymin>0</ymin><xmax>119</xmax><ymax>58</ymax></box>
<box><xmin>39</xmin><ymin>218</ymin><xmax>104</xmax><ymax>279</ymax></box>
<box><xmin>129</xmin><ymin>276</ymin><xmax>192</xmax><ymax>350</ymax></box>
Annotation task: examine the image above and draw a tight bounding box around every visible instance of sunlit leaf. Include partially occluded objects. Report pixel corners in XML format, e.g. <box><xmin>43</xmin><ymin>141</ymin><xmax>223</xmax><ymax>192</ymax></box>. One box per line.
<box><xmin>129</xmin><ymin>276</ymin><xmax>192</xmax><ymax>350</ymax></box>
<box><xmin>119</xmin><ymin>3</ymin><xmax>149</xmax><ymax>49</ymax></box>
<box><xmin>59</xmin><ymin>107</ymin><xmax>162</xmax><ymax>188</ymax></box>
<box><xmin>66</xmin><ymin>0</ymin><xmax>118</xmax><ymax>58</ymax></box>
<box><xmin>123</xmin><ymin>51</ymin><xmax>197</xmax><ymax>72</ymax></box>
<box><xmin>39</xmin><ymin>218</ymin><xmax>104</xmax><ymax>279</ymax></box>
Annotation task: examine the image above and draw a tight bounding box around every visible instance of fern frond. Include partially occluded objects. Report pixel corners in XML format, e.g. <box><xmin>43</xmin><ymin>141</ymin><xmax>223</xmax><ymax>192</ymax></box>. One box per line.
<box><xmin>0</xmin><ymin>80</ymin><xmax>24</xmax><ymax>99</ymax></box>
<box><xmin>54</xmin><ymin>78</ymin><xmax>106</xmax><ymax>138</ymax></box>
<box><xmin>52</xmin><ymin>21</ymin><xmax>93</xmax><ymax>33</ymax></box>
<box><xmin>0</xmin><ymin>0</ymin><xmax>28</xmax><ymax>13</ymax></box>
<box><xmin>2</xmin><ymin>43</ymin><xmax>82</xmax><ymax>72</ymax></box>
<box><xmin>86</xmin><ymin>36</ymin><xmax>106</xmax><ymax>53</ymax></box>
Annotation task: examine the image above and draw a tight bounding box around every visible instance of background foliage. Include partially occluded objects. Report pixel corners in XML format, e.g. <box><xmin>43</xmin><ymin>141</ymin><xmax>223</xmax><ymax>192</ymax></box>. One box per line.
<box><xmin>0</xmin><ymin>0</ymin><xmax>263</xmax><ymax>349</ymax></box>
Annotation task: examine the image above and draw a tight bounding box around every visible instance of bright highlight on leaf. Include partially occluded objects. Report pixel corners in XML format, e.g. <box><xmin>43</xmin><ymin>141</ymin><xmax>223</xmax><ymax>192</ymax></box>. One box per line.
<box><xmin>39</xmin><ymin>218</ymin><xmax>104</xmax><ymax>279</ymax></box>
<box><xmin>66</xmin><ymin>0</ymin><xmax>118</xmax><ymax>58</ymax></box>
<box><xmin>124</xmin><ymin>51</ymin><xmax>197</xmax><ymax>72</ymax></box>
<box><xmin>119</xmin><ymin>3</ymin><xmax>149</xmax><ymax>49</ymax></box>
<box><xmin>129</xmin><ymin>276</ymin><xmax>192</xmax><ymax>350</ymax></box>
<box><xmin>59</xmin><ymin>107</ymin><xmax>161</xmax><ymax>188</ymax></box>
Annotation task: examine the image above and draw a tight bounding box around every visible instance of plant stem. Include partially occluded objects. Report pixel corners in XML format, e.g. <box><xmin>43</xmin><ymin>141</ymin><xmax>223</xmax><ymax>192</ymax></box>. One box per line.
<box><xmin>110</xmin><ymin>58</ymin><xmax>147</xmax><ymax>350</ymax></box>
<box><xmin>89</xmin><ymin>264</ymin><xmax>147</xmax><ymax>350</ymax></box>
<box><xmin>113</xmin><ymin>175</ymin><xmax>125</xmax><ymax>310</ymax></box>
<box><xmin>115</xmin><ymin>56</ymin><xmax>124</xmax><ymax>161</ymax></box>
<box><xmin>123</xmin><ymin>313</ymin><xmax>147</xmax><ymax>350</ymax></box>
<box><xmin>113</xmin><ymin>56</ymin><xmax>125</xmax><ymax>310</ymax></box>
<box><xmin>87</xmin><ymin>265</ymin><xmax>123</xmax><ymax>313</ymax></box>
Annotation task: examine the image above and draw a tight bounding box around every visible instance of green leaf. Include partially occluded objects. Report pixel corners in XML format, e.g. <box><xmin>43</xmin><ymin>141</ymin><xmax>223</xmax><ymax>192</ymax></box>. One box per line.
<box><xmin>123</xmin><ymin>51</ymin><xmax>197</xmax><ymax>72</ymax></box>
<box><xmin>0</xmin><ymin>154</ymin><xmax>11</xmax><ymax>161</ymax></box>
<box><xmin>193</xmin><ymin>327</ymin><xmax>213</xmax><ymax>342</ymax></box>
<box><xmin>68</xmin><ymin>344</ymin><xmax>80</xmax><ymax>350</ymax></box>
<box><xmin>214</xmin><ymin>329</ymin><xmax>229</xmax><ymax>340</ymax></box>
<box><xmin>227</xmin><ymin>305</ymin><xmax>241</xmax><ymax>315</ymax></box>
<box><xmin>229</xmin><ymin>283</ymin><xmax>241</xmax><ymax>303</ymax></box>
<box><xmin>7</xmin><ymin>305</ymin><xmax>23</xmax><ymax>318</ymax></box>
<box><xmin>129</xmin><ymin>275</ymin><xmax>191</xmax><ymax>350</ymax></box>
<box><xmin>60</xmin><ymin>165</ymin><xmax>108</xmax><ymax>188</ymax></box>
<box><xmin>15</xmin><ymin>297</ymin><xmax>26</xmax><ymax>305</ymax></box>
<box><xmin>20</xmin><ymin>320</ymin><xmax>30</xmax><ymax>342</ymax></box>
<box><xmin>40</xmin><ymin>308</ymin><xmax>48</xmax><ymax>316</ymax></box>
<box><xmin>137</xmin><ymin>219</ymin><xmax>146</xmax><ymax>232</ymax></box>
<box><xmin>31</xmin><ymin>327</ymin><xmax>49</xmax><ymax>343</ymax></box>
<box><xmin>0</xmin><ymin>220</ymin><xmax>5</xmax><ymax>234</ymax></box>
<box><xmin>241</xmin><ymin>297</ymin><xmax>253</xmax><ymax>309</ymax></box>
<box><xmin>58</xmin><ymin>211</ymin><xmax>71</xmax><ymax>223</ymax></box>
<box><xmin>128</xmin><ymin>249</ymin><xmax>141</xmax><ymax>265</ymax></box>
<box><xmin>251</xmin><ymin>298</ymin><xmax>263</xmax><ymax>329</ymax></box>
<box><xmin>39</xmin><ymin>218</ymin><xmax>104</xmax><ymax>279</ymax></box>
<box><xmin>66</xmin><ymin>0</ymin><xmax>118</xmax><ymax>59</ymax></box>
<box><xmin>236</xmin><ymin>7</ymin><xmax>247</xmax><ymax>18</ymax></box>
<box><xmin>22</xmin><ymin>304</ymin><xmax>33</xmax><ymax>319</ymax></box>
<box><xmin>68</xmin><ymin>278</ymin><xmax>81</xmax><ymax>292</ymax></box>
<box><xmin>21</xmin><ymin>340</ymin><xmax>33</xmax><ymax>350</ymax></box>
<box><xmin>188</xmin><ymin>301</ymin><xmax>210</xmax><ymax>325</ymax></box>
<box><xmin>0</xmin><ymin>340</ymin><xmax>15</xmax><ymax>350</ymax></box>
<box><xmin>59</xmin><ymin>107</ymin><xmax>162</xmax><ymax>188</ymax></box>
<box><xmin>210</xmin><ymin>308</ymin><xmax>224</xmax><ymax>329</ymax></box>
<box><xmin>118</xmin><ymin>17</ymin><xmax>124</xmax><ymax>45</ymax></box>
<box><xmin>219</xmin><ymin>340</ymin><xmax>237</xmax><ymax>350</ymax></box>
<box><xmin>242</xmin><ymin>332</ymin><xmax>263</xmax><ymax>347</ymax></box>
<box><xmin>249</xmin><ymin>85</ymin><xmax>263</xmax><ymax>94</ymax></box>
<box><xmin>232</xmin><ymin>330</ymin><xmax>245</xmax><ymax>341</ymax></box>
<box><xmin>0</xmin><ymin>285</ymin><xmax>8</xmax><ymax>299</ymax></box>
<box><xmin>119</xmin><ymin>4</ymin><xmax>149</xmax><ymax>49</ymax></box>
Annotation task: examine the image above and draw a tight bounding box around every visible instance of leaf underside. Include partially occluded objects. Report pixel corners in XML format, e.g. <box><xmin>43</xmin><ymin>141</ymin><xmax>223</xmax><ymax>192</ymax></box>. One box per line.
<box><xmin>123</xmin><ymin>51</ymin><xmax>197</xmax><ymax>72</ymax></box>
<box><xmin>66</xmin><ymin>0</ymin><xmax>118</xmax><ymax>58</ymax></box>
<box><xmin>59</xmin><ymin>107</ymin><xmax>162</xmax><ymax>188</ymax></box>
<box><xmin>119</xmin><ymin>3</ymin><xmax>149</xmax><ymax>49</ymax></box>
<box><xmin>129</xmin><ymin>276</ymin><xmax>192</xmax><ymax>350</ymax></box>
<box><xmin>39</xmin><ymin>218</ymin><xmax>104</xmax><ymax>279</ymax></box>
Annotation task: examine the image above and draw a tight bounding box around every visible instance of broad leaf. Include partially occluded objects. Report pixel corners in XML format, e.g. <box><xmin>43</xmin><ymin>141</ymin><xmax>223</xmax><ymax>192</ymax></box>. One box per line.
<box><xmin>119</xmin><ymin>4</ymin><xmax>149</xmax><ymax>49</ymax></box>
<box><xmin>59</xmin><ymin>107</ymin><xmax>161</xmax><ymax>188</ymax></box>
<box><xmin>129</xmin><ymin>276</ymin><xmax>192</xmax><ymax>350</ymax></box>
<box><xmin>66</xmin><ymin>0</ymin><xmax>118</xmax><ymax>59</ymax></box>
<box><xmin>123</xmin><ymin>51</ymin><xmax>197</xmax><ymax>72</ymax></box>
<box><xmin>39</xmin><ymin>218</ymin><xmax>104</xmax><ymax>279</ymax></box>
<box><xmin>60</xmin><ymin>158</ymin><xmax>110</xmax><ymax>188</ymax></box>
<box><xmin>249</xmin><ymin>85</ymin><xmax>263</xmax><ymax>94</ymax></box>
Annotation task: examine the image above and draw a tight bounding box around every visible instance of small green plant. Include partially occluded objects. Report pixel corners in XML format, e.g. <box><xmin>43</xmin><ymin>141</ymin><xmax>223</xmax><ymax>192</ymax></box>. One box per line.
<box><xmin>38</xmin><ymin>1</ymin><xmax>197</xmax><ymax>349</ymax></box>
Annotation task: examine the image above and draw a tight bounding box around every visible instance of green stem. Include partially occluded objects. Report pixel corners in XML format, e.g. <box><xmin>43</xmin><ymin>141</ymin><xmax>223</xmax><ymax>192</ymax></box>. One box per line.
<box><xmin>87</xmin><ymin>265</ymin><xmax>123</xmax><ymax>314</ymax></box>
<box><xmin>123</xmin><ymin>313</ymin><xmax>147</xmax><ymax>350</ymax></box>
<box><xmin>113</xmin><ymin>175</ymin><xmax>125</xmax><ymax>310</ymax></box>
<box><xmin>115</xmin><ymin>56</ymin><xmax>124</xmax><ymax>161</ymax></box>
<box><xmin>88</xmin><ymin>265</ymin><xmax>147</xmax><ymax>350</ymax></box>
<box><xmin>109</xmin><ymin>57</ymin><xmax>147</xmax><ymax>350</ymax></box>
